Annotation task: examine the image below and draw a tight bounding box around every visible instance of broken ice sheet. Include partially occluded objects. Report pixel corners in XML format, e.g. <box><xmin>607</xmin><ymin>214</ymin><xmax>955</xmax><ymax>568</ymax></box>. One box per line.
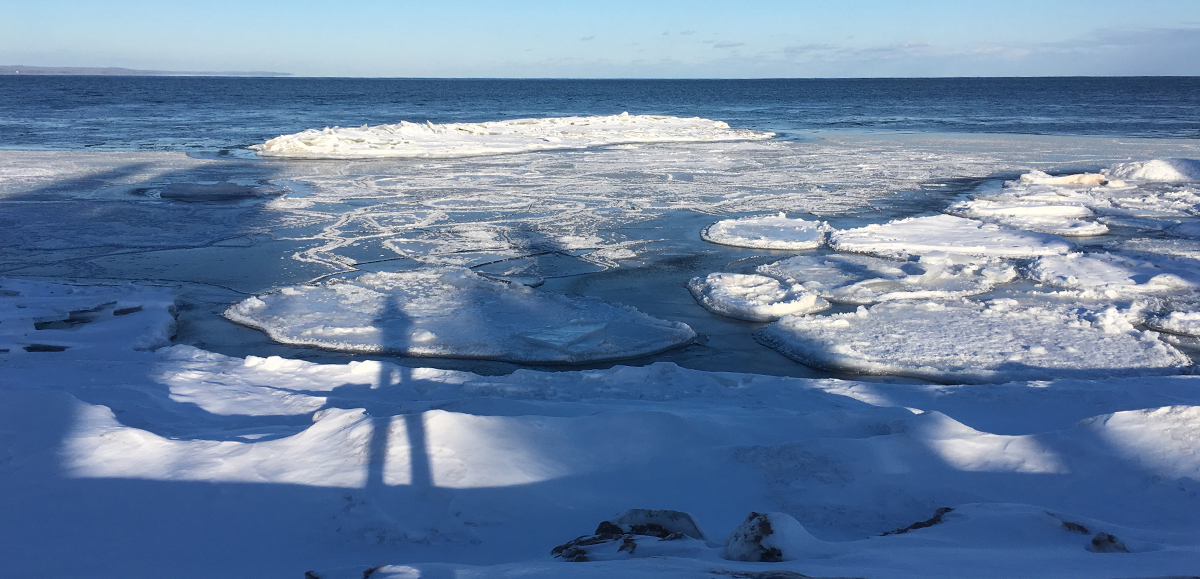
<box><xmin>224</xmin><ymin>267</ymin><xmax>695</xmax><ymax>363</ymax></box>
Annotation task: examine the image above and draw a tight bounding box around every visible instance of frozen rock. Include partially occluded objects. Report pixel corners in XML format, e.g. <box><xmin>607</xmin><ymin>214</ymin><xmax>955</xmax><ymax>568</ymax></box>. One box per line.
<box><xmin>721</xmin><ymin>512</ymin><xmax>826</xmax><ymax>562</ymax></box>
<box><xmin>757</xmin><ymin>299</ymin><xmax>1189</xmax><ymax>383</ymax></box>
<box><xmin>251</xmin><ymin>113</ymin><xmax>774</xmax><ymax>159</ymax></box>
<box><xmin>1025</xmin><ymin>252</ymin><xmax>1200</xmax><ymax>294</ymax></box>
<box><xmin>687</xmin><ymin>273</ymin><xmax>829</xmax><ymax>322</ymax></box>
<box><xmin>701</xmin><ymin>213</ymin><xmax>830</xmax><ymax>250</ymax></box>
<box><xmin>603</xmin><ymin>509</ymin><xmax>707</xmax><ymax>540</ymax></box>
<box><xmin>1088</xmin><ymin>532</ymin><xmax>1130</xmax><ymax>553</ymax></box>
<box><xmin>224</xmin><ymin>268</ymin><xmax>695</xmax><ymax>364</ymax></box>
<box><xmin>758</xmin><ymin>253</ymin><xmax>1017</xmax><ymax>304</ymax></box>
<box><xmin>829</xmin><ymin>214</ymin><xmax>1071</xmax><ymax>258</ymax></box>
<box><xmin>1146</xmin><ymin>311</ymin><xmax>1200</xmax><ymax>337</ymax></box>
<box><xmin>552</xmin><ymin>509</ymin><xmax>709</xmax><ymax>562</ymax></box>
<box><xmin>1105</xmin><ymin>158</ymin><xmax>1200</xmax><ymax>182</ymax></box>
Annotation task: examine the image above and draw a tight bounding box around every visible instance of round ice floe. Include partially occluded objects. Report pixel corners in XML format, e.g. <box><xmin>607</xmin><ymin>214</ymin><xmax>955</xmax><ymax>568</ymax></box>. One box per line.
<box><xmin>687</xmin><ymin>273</ymin><xmax>828</xmax><ymax>322</ymax></box>
<box><xmin>1025</xmin><ymin>252</ymin><xmax>1200</xmax><ymax>295</ymax></box>
<box><xmin>946</xmin><ymin>199</ymin><xmax>1108</xmax><ymax>237</ymax></box>
<box><xmin>251</xmin><ymin>113</ymin><xmax>774</xmax><ymax>159</ymax></box>
<box><xmin>701</xmin><ymin>213</ymin><xmax>829</xmax><ymax>250</ymax></box>
<box><xmin>224</xmin><ymin>268</ymin><xmax>695</xmax><ymax>363</ymax></box>
<box><xmin>1105</xmin><ymin>159</ymin><xmax>1200</xmax><ymax>182</ymax></box>
<box><xmin>757</xmin><ymin>253</ymin><xmax>1017</xmax><ymax>304</ymax></box>
<box><xmin>829</xmin><ymin>215</ymin><xmax>1071</xmax><ymax>258</ymax></box>
<box><xmin>1146</xmin><ymin>311</ymin><xmax>1200</xmax><ymax>337</ymax></box>
<box><xmin>757</xmin><ymin>299</ymin><xmax>1188</xmax><ymax>383</ymax></box>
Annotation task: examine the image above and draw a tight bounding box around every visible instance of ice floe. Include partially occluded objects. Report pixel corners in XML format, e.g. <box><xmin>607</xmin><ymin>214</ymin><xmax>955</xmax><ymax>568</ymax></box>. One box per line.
<box><xmin>252</xmin><ymin>113</ymin><xmax>774</xmax><ymax>159</ymax></box>
<box><xmin>1105</xmin><ymin>158</ymin><xmax>1200</xmax><ymax>182</ymax></box>
<box><xmin>946</xmin><ymin>198</ymin><xmax>1109</xmax><ymax>236</ymax></box>
<box><xmin>686</xmin><ymin>273</ymin><xmax>829</xmax><ymax>322</ymax></box>
<box><xmin>1146</xmin><ymin>311</ymin><xmax>1200</xmax><ymax>337</ymax></box>
<box><xmin>700</xmin><ymin>213</ymin><xmax>829</xmax><ymax>250</ymax></box>
<box><xmin>224</xmin><ymin>268</ymin><xmax>695</xmax><ymax>363</ymax></box>
<box><xmin>758</xmin><ymin>252</ymin><xmax>1018</xmax><ymax>304</ymax></box>
<box><xmin>1025</xmin><ymin>252</ymin><xmax>1200</xmax><ymax>295</ymax></box>
<box><xmin>757</xmin><ymin>299</ymin><xmax>1189</xmax><ymax>382</ymax></box>
<box><xmin>829</xmin><ymin>214</ymin><xmax>1072</xmax><ymax>258</ymax></box>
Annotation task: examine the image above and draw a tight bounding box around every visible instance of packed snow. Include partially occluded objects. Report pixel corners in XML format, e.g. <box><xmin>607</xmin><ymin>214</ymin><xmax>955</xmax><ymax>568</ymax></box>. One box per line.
<box><xmin>758</xmin><ymin>252</ymin><xmax>1018</xmax><ymax>304</ymax></box>
<box><xmin>757</xmin><ymin>298</ymin><xmax>1189</xmax><ymax>382</ymax></box>
<box><xmin>700</xmin><ymin>213</ymin><xmax>829</xmax><ymax>250</ymax></box>
<box><xmin>686</xmin><ymin>273</ymin><xmax>829</xmax><ymax>322</ymax></box>
<box><xmin>1147</xmin><ymin>310</ymin><xmax>1200</xmax><ymax>337</ymax></box>
<box><xmin>224</xmin><ymin>268</ymin><xmax>695</xmax><ymax>363</ymax></box>
<box><xmin>830</xmin><ymin>214</ymin><xmax>1073</xmax><ymax>258</ymax></box>
<box><xmin>251</xmin><ymin>113</ymin><xmax>775</xmax><ymax>159</ymax></box>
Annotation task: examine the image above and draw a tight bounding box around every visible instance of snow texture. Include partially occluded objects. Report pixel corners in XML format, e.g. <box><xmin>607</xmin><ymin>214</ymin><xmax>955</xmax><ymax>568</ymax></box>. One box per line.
<box><xmin>700</xmin><ymin>213</ymin><xmax>829</xmax><ymax>250</ymax></box>
<box><xmin>830</xmin><ymin>214</ymin><xmax>1072</xmax><ymax>258</ymax></box>
<box><xmin>224</xmin><ymin>268</ymin><xmax>695</xmax><ymax>363</ymax></box>
<box><xmin>1146</xmin><ymin>310</ymin><xmax>1200</xmax><ymax>337</ymax></box>
<box><xmin>758</xmin><ymin>253</ymin><xmax>1018</xmax><ymax>304</ymax></box>
<box><xmin>251</xmin><ymin>113</ymin><xmax>774</xmax><ymax>159</ymax></box>
<box><xmin>687</xmin><ymin>273</ymin><xmax>829</xmax><ymax>322</ymax></box>
<box><xmin>757</xmin><ymin>298</ymin><xmax>1189</xmax><ymax>383</ymax></box>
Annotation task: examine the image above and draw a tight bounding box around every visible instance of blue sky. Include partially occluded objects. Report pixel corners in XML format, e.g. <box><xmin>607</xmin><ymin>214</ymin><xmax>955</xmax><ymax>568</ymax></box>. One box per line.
<box><xmin>3</xmin><ymin>0</ymin><xmax>1199</xmax><ymax>77</ymax></box>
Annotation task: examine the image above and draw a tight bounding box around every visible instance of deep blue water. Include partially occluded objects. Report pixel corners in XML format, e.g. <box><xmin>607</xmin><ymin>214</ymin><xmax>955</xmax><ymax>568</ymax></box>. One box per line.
<box><xmin>1</xmin><ymin>76</ymin><xmax>1199</xmax><ymax>152</ymax></box>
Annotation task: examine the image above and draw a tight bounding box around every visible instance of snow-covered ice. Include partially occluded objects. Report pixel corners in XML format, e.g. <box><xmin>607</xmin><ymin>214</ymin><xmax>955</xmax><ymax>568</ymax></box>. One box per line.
<box><xmin>686</xmin><ymin>273</ymin><xmax>829</xmax><ymax>322</ymax></box>
<box><xmin>830</xmin><ymin>214</ymin><xmax>1072</xmax><ymax>258</ymax></box>
<box><xmin>1147</xmin><ymin>310</ymin><xmax>1200</xmax><ymax>337</ymax></box>
<box><xmin>1105</xmin><ymin>158</ymin><xmax>1200</xmax><ymax>182</ymax></box>
<box><xmin>758</xmin><ymin>298</ymin><xmax>1189</xmax><ymax>382</ymax></box>
<box><xmin>1025</xmin><ymin>251</ymin><xmax>1200</xmax><ymax>295</ymax></box>
<box><xmin>758</xmin><ymin>252</ymin><xmax>1018</xmax><ymax>304</ymax></box>
<box><xmin>224</xmin><ymin>268</ymin><xmax>695</xmax><ymax>363</ymax></box>
<box><xmin>700</xmin><ymin>213</ymin><xmax>829</xmax><ymax>250</ymax></box>
<box><xmin>946</xmin><ymin>198</ymin><xmax>1109</xmax><ymax>236</ymax></box>
<box><xmin>252</xmin><ymin>113</ymin><xmax>774</xmax><ymax>159</ymax></box>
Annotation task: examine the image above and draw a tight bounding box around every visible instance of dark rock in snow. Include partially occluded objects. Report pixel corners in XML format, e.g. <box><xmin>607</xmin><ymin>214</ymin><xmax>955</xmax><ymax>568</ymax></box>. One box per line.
<box><xmin>1089</xmin><ymin>532</ymin><xmax>1130</xmax><ymax>553</ymax></box>
<box><xmin>721</xmin><ymin>512</ymin><xmax>827</xmax><ymax>562</ymax></box>
<box><xmin>552</xmin><ymin>509</ymin><xmax>709</xmax><ymax>562</ymax></box>
<box><xmin>881</xmin><ymin>507</ymin><xmax>953</xmax><ymax>536</ymax></box>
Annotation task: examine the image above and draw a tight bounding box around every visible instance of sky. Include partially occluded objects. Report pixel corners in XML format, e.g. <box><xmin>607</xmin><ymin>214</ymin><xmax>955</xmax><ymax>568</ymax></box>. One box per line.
<box><xmin>3</xmin><ymin>0</ymin><xmax>1200</xmax><ymax>77</ymax></box>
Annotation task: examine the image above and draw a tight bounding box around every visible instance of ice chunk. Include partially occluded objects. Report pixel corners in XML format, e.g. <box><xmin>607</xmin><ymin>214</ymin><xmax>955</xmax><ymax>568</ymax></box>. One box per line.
<box><xmin>1105</xmin><ymin>158</ymin><xmax>1200</xmax><ymax>182</ymax></box>
<box><xmin>700</xmin><ymin>213</ymin><xmax>829</xmax><ymax>250</ymax></box>
<box><xmin>1019</xmin><ymin>170</ymin><xmax>1109</xmax><ymax>186</ymax></box>
<box><xmin>829</xmin><ymin>215</ymin><xmax>1071</xmax><ymax>258</ymax></box>
<box><xmin>946</xmin><ymin>199</ymin><xmax>1108</xmax><ymax>237</ymax></box>
<box><xmin>757</xmin><ymin>299</ymin><xmax>1188</xmax><ymax>383</ymax></box>
<box><xmin>758</xmin><ymin>253</ymin><xmax>1017</xmax><ymax>304</ymax></box>
<box><xmin>251</xmin><ymin>113</ymin><xmax>774</xmax><ymax>159</ymax></box>
<box><xmin>1025</xmin><ymin>252</ymin><xmax>1200</xmax><ymax>294</ymax></box>
<box><xmin>1146</xmin><ymin>311</ymin><xmax>1200</xmax><ymax>337</ymax></box>
<box><xmin>686</xmin><ymin>273</ymin><xmax>829</xmax><ymax>322</ymax></box>
<box><xmin>224</xmin><ymin>268</ymin><xmax>695</xmax><ymax>363</ymax></box>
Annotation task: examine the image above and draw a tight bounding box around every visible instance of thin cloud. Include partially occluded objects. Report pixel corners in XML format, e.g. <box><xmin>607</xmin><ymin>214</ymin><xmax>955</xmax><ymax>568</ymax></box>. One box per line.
<box><xmin>714</xmin><ymin>41</ymin><xmax>745</xmax><ymax>49</ymax></box>
<box><xmin>581</xmin><ymin>35</ymin><xmax>595</xmax><ymax>41</ymax></box>
<box><xmin>680</xmin><ymin>30</ymin><xmax>695</xmax><ymax>36</ymax></box>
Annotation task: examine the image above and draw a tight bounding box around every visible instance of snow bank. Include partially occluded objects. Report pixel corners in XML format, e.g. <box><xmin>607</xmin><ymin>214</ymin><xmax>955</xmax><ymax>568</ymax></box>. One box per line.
<box><xmin>758</xmin><ymin>253</ymin><xmax>1017</xmax><ymax>304</ymax></box>
<box><xmin>687</xmin><ymin>273</ymin><xmax>828</xmax><ymax>322</ymax></box>
<box><xmin>1105</xmin><ymin>158</ymin><xmax>1200</xmax><ymax>182</ymax></box>
<box><xmin>1080</xmin><ymin>405</ymin><xmax>1200</xmax><ymax>481</ymax></box>
<box><xmin>1025</xmin><ymin>252</ymin><xmax>1200</xmax><ymax>294</ymax></box>
<box><xmin>224</xmin><ymin>268</ymin><xmax>695</xmax><ymax>363</ymax></box>
<box><xmin>251</xmin><ymin>113</ymin><xmax>774</xmax><ymax>159</ymax></box>
<box><xmin>830</xmin><ymin>215</ymin><xmax>1072</xmax><ymax>258</ymax></box>
<box><xmin>0</xmin><ymin>277</ymin><xmax>175</xmax><ymax>355</ymax></box>
<box><xmin>757</xmin><ymin>299</ymin><xmax>1188</xmax><ymax>383</ymax></box>
<box><xmin>700</xmin><ymin>213</ymin><xmax>829</xmax><ymax>250</ymax></box>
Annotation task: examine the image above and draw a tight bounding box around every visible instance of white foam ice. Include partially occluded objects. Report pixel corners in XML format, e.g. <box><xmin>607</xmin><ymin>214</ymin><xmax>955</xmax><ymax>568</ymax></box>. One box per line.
<box><xmin>757</xmin><ymin>298</ymin><xmax>1189</xmax><ymax>383</ymax></box>
<box><xmin>829</xmin><ymin>214</ymin><xmax>1072</xmax><ymax>258</ymax></box>
<box><xmin>700</xmin><ymin>213</ymin><xmax>829</xmax><ymax>250</ymax></box>
<box><xmin>224</xmin><ymin>268</ymin><xmax>695</xmax><ymax>363</ymax></box>
<box><xmin>946</xmin><ymin>198</ymin><xmax>1109</xmax><ymax>236</ymax></box>
<box><xmin>1025</xmin><ymin>252</ymin><xmax>1200</xmax><ymax>295</ymax></box>
<box><xmin>1105</xmin><ymin>158</ymin><xmax>1200</xmax><ymax>182</ymax></box>
<box><xmin>251</xmin><ymin>113</ymin><xmax>775</xmax><ymax>159</ymax></box>
<box><xmin>758</xmin><ymin>252</ymin><xmax>1018</xmax><ymax>304</ymax></box>
<box><xmin>686</xmin><ymin>273</ymin><xmax>829</xmax><ymax>322</ymax></box>
<box><xmin>1146</xmin><ymin>311</ymin><xmax>1200</xmax><ymax>337</ymax></box>
<box><xmin>0</xmin><ymin>277</ymin><xmax>176</xmax><ymax>355</ymax></box>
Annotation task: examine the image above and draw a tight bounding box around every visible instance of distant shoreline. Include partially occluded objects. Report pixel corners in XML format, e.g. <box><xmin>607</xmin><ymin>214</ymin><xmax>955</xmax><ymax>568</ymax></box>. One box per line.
<box><xmin>0</xmin><ymin>65</ymin><xmax>291</xmax><ymax>77</ymax></box>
